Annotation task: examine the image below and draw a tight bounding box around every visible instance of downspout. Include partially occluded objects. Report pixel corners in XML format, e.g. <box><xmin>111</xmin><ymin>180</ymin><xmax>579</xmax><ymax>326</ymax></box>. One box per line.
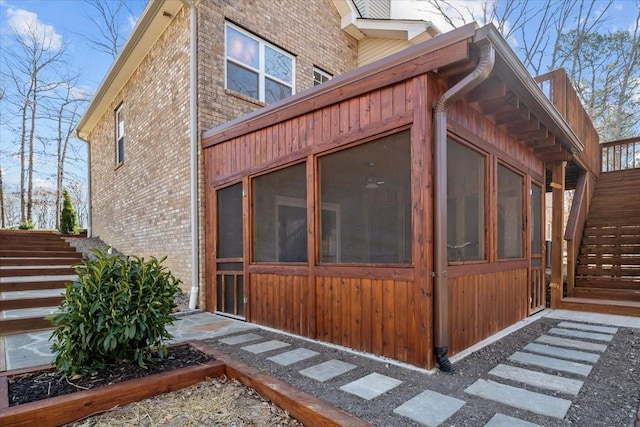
<box><xmin>182</xmin><ymin>0</ymin><xmax>199</xmax><ymax>309</ymax></box>
<box><xmin>433</xmin><ymin>41</ymin><xmax>494</xmax><ymax>373</ymax></box>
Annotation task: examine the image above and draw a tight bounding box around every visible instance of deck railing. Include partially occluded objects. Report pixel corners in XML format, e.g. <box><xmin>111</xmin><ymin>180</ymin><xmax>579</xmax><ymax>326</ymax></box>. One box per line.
<box><xmin>535</xmin><ymin>69</ymin><xmax>601</xmax><ymax>177</ymax></box>
<box><xmin>601</xmin><ymin>137</ymin><xmax>640</xmax><ymax>172</ymax></box>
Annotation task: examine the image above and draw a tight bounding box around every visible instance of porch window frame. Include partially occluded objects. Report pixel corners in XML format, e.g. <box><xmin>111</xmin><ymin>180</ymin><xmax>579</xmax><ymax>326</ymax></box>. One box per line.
<box><xmin>496</xmin><ymin>161</ymin><xmax>526</xmax><ymax>260</ymax></box>
<box><xmin>446</xmin><ymin>136</ymin><xmax>489</xmax><ymax>265</ymax></box>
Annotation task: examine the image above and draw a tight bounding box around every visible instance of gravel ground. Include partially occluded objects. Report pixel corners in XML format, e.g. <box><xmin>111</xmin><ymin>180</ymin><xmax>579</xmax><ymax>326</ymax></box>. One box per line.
<box><xmin>203</xmin><ymin>316</ymin><xmax>640</xmax><ymax>427</ymax></box>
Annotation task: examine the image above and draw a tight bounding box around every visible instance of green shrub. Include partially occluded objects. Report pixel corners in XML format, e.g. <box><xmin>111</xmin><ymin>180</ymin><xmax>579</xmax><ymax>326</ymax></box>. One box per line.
<box><xmin>47</xmin><ymin>250</ymin><xmax>181</xmax><ymax>376</ymax></box>
<box><xmin>59</xmin><ymin>189</ymin><xmax>78</xmax><ymax>234</ymax></box>
<box><xmin>18</xmin><ymin>219</ymin><xmax>34</xmax><ymax>229</ymax></box>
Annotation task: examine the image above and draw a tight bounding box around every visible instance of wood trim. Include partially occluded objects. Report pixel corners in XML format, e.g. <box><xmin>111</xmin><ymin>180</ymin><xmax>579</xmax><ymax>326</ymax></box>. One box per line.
<box><xmin>307</xmin><ymin>155</ymin><xmax>317</xmax><ymax>338</ymax></box>
<box><xmin>448</xmin><ymin>259</ymin><xmax>528</xmax><ymax>278</ymax></box>
<box><xmin>314</xmin><ymin>265</ymin><xmax>414</xmax><ymax>281</ymax></box>
<box><xmin>248</xmin><ymin>265</ymin><xmax>310</xmax><ymax>276</ymax></box>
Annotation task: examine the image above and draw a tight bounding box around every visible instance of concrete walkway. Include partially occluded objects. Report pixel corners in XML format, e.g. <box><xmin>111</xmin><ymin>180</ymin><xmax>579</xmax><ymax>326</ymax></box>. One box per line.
<box><xmin>2</xmin><ymin>309</ymin><xmax>639</xmax><ymax>426</ymax></box>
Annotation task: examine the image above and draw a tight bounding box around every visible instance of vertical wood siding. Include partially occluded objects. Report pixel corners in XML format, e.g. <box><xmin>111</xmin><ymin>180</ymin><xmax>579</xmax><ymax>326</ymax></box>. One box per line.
<box><xmin>448</xmin><ymin>269</ymin><xmax>529</xmax><ymax>354</ymax></box>
<box><xmin>206</xmin><ymin>80</ymin><xmax>415</xmax><ymax>189</ymax></box>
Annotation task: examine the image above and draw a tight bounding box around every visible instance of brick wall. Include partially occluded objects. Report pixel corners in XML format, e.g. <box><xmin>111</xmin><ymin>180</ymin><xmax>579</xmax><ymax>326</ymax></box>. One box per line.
<box><xmin>89</xmin><ymin>1</ymin><xmax>358</xmax><ymax>305</ymax></box>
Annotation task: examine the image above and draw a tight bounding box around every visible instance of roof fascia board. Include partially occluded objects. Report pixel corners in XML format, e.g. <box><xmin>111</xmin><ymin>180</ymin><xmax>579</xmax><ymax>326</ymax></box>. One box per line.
<box><xmin>202</xmin><ymin>22</ymin><xmax>477</xmax><ymax>145</ymax></box>
<box><xmin>474</xmin><ymin>24</ymin><xmax>584</xmax><ymax>154</ymax></box>
<box><xmin>76</xmin><ymin>0</ymin><xmax>183</xmax><ymax>140</ymax></box>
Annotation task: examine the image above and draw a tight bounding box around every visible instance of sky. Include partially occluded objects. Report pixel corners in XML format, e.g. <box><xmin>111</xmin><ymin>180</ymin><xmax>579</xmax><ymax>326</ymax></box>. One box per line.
<box><xmin>0</xmin><ymin>0</ymin><xmax>638</xmax><ymax>225</ymax></box>
<box><xmin>0</xmin><ymin>0</ymin><xmax>146</xmax><ymax>218</ymax></box>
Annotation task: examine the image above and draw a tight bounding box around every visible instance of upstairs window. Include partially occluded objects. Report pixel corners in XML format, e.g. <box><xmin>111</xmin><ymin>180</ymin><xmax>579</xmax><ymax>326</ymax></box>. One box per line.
<box><xmin>115</xmin><ymin>104</ymin><xmax>124</xmax><ymax>165</ymax></box>
<box><xmin>225</xmin><ymin>22</ymin><xmax>294</xmax><ymax>104</ymax></box>
<box><xmin>313</xmin><ymin>67</ymin><xmax>332</xmax><ymax>86</ymax></box>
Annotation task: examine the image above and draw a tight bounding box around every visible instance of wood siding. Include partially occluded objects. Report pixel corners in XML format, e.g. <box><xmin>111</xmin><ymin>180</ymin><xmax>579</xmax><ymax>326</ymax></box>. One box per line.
<box><xmin>448</xmin><ymin>268</ymin><xmax>529</xmax><ymax>354</ymax></box>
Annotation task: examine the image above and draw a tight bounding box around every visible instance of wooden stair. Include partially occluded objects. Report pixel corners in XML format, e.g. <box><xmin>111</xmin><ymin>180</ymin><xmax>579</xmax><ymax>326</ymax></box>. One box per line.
<box><xmin>0</xmin><ymin>230</ymin><xmax>83</xmax><ymax>335</ymax></box>
<box><xmin>574</xmin><ymin>169</ymin><xmax>640</xmax><ymax>305</ymax></box>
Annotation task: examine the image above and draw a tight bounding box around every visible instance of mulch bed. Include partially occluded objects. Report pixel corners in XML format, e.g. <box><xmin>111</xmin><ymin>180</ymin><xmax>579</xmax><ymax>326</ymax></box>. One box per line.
<box><xmin>8</xmin><ymin>345</ymin><xmax>212</xmax><ymax>406</ymax></box>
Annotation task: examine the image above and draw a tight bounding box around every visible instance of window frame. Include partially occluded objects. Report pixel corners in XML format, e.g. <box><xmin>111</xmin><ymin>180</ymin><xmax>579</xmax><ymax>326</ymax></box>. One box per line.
<box><xmin>496</xmin><ymin>162</ymin><xmax>526</xmax><ymax>260</ymax></box>
<box><xmin>446</xmin><ymin>137</ymin><xmax>488</xmax><ymax>264</ymax></box>
<box><xmin>115</xmin><ymin>103</ymin><xmax>124</xmax><ymax>166</ymax></box>
<box><xmin>313</xmin><ymin>67</ymin><xmax>332</xmax><ymax>86</ymax></box>
<box><xmin>224</xmin><ymin>22</ymin><xmax>295</xmax><ymax>104</ymax></box>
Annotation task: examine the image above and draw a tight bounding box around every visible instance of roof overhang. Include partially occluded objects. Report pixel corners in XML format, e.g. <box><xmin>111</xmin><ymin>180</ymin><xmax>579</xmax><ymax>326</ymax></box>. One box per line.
<box><xmin>473</xmin><ymin>24</ymin><xmax>584</xmax><ymax>155</ymax></box>
<box><xmin>332</xmin><ymin>0</ymin><xmax>440</xmax><ymax>41</ymax></box>
<box><xmin>76</xmin><ymin>0</ymin><xmax>183</xmax><ymax>141</ymax></box>
<box><xmin>203</xmin><ymin>22</ymin><xmax>585</xmax><ymax>163</ymax></box>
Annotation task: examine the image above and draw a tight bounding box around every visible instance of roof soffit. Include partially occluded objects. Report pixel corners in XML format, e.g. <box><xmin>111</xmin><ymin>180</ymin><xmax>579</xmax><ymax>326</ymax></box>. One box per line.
<box><xmin>331</xmin><ymin>0</ymin><xmax>440</xmax><ymax>41</ymax></box>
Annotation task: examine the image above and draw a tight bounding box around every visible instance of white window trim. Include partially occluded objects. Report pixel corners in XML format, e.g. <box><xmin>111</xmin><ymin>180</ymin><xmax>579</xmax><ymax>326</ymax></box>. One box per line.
<box><xmin>313</xmin><ymin>67</ymin><xmax>332</xmax><ymax>86</ymax></box>
<box><xmin>224</xmin><ymin>22</ymin><xmax>295</xmax><ymax>103</ymax></box>
<box><xmin>115</xmin><ymin>104</ymin><xmax>124</xmax><ymax>165</ymax></box>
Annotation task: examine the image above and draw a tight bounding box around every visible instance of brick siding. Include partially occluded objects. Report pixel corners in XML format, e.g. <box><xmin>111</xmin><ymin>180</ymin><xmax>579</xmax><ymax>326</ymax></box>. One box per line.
<box><xmin>88</xmin><ymin>1</ymin><xmax>358</xmax><ymax>306</ymax></box>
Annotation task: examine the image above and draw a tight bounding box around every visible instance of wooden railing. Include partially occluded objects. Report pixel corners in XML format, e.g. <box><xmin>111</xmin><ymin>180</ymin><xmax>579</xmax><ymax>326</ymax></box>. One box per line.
<box><xmin>601</xmin><ymin>137</ymin><xmax>640</xmax><ymax>172</ymax></box>
<box><xmin>535</xmin><ymin>69</ymin><xmax>601</xmax><ymax>177</ymax></box>
<box><xmin>563</xmin><ymin>172</ymin><xmax>596</xmax><ymax>295</ymax></box>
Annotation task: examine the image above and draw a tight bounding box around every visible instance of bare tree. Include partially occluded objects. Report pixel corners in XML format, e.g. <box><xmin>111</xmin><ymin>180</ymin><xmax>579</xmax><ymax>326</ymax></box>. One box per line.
<box><xmin>2</xmin><ymin>16</ymin><xmax>67</xmax><ymax>224</ymax></box>
<box><xmin>80</xmin><ymin>0</ymin><xmax>146</xmax><ymax>59</ymax></box>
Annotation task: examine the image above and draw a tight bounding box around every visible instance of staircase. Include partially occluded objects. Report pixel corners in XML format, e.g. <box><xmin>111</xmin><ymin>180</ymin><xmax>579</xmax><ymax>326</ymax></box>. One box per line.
<box><xmin>574</xmin><ymin>168</ymin><xmax>640</xmax><ymax>302</ymax></box>
<box><xmin>0</xmin><ymin>230</ymin><xmax>83</xmax><ymax>335</ymax></box>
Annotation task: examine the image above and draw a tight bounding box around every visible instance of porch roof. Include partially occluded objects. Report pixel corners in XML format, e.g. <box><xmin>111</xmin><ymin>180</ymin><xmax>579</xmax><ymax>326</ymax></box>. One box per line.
<box><xmin>203</xmin><ymin>23</ymin><xmax>584</xmax><ymax>163</ymax></box>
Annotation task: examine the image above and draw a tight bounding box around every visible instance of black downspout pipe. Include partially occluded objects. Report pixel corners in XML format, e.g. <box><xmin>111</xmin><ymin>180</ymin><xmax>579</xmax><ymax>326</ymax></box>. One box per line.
<box><xmin>433</xmin><ymin>41</ymin><xmax>495</xmax><ymax>373</ymax></box>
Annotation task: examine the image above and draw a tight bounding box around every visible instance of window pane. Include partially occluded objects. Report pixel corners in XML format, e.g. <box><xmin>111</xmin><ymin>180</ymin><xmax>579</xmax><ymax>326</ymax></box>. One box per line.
<box><xmin>498</xmin><ymin>165</ymin><xmax>523</xmax><ymax>258</ymax></box>
<box><xmin>226</xmin><ymin>26</ymin><xmax>258</xmax><ymax>68</ymax></box>
<box><xmin>265</xmin><ymin>77</ymin><xmax>292</xmax><ymax>104</ymax></box>
<box><xmin>319</xmin><ymin>131</ymin><xmax>411</xmax><ymax>264</ymax></box>
<box><xmin>447</xmin><ymin>139</ymin><xmax>485</xmax><ymax>261</ymax></box>
<box><xmin>313</xmin><ymin>68</ymin><xmax>331</xmax><ymax>86</ymax></box>
<box><xmin>227</xmin><ymin>62</ymin><xmax>258</xmax><ymax>99</ymax></box>
<box><xmin>531</xmin><ymin>183</ymin><xmax>542</xmax><ymax>255</ymax></box>
<box><xmin>117</xmin><ymin>138</ymin><xmax>124</xmax><ymax>164</ymax></box>
<box><xmin>253</xmin><ymin>164</ymin><xmax>307</xmax><ymax>262</ymax></box>
<box><xmin>265</xmin><ymin>46</ymin><xmax>292</xmax><ymax>83</ymax></box>
<box><xmin>217</xmin><ymin>183</ymin><xmax>243</xmax><ymax>258</ymax></box>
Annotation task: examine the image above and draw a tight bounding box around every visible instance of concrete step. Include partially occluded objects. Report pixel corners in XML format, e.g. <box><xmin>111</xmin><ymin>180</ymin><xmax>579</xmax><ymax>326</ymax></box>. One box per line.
<box><xmin>489</xmin><ymin>364</ymin><xmax>583</xmax><ymax>395</ymax></box>
<box><xmin>508</xmin><ymin>351</ymin><xmax>593</xmax><ymax>376</ymax></box>
<box><xmin>394</xmin><ymin>389</ymin><xmax>465</xmax><ymax>426</ymax></box>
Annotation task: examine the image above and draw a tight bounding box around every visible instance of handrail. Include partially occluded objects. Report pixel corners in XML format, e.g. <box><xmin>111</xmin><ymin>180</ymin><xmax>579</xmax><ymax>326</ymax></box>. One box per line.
<box><xmin>564</xmin><ymin>172</ymin><xmax>587</xmax><ymax>242</ymax></box>
<box><xmin>601</xmin><ymin>136</ymin><xmax>640</xmax><ymax>172</ymax></box>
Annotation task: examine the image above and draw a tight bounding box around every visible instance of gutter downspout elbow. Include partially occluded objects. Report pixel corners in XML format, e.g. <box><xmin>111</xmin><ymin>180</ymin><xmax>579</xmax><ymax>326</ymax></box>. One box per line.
<box><xmin>433</xmin><ymin>42</ymin><xmax>494</xmax><ymax>373</ymax></box>
<box><xmin>182</xmin><ymin>0</ymin><xmax>199</xmax><ymax>310</ymax></box>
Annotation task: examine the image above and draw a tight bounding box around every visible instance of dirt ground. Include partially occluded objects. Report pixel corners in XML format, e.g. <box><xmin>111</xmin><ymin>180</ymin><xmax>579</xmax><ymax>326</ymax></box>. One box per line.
<box><xmin>66</xmin><ymin>375</ymin><xmax>302</xmax><ymax>427</ymax></box>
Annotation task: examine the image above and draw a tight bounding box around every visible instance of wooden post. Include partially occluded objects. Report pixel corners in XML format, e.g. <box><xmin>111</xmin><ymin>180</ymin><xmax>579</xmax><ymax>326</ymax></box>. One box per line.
<box><xmin>550</xmin><ymin>161</ymin><xmax>566</xmax><ymax>308</ymax></box>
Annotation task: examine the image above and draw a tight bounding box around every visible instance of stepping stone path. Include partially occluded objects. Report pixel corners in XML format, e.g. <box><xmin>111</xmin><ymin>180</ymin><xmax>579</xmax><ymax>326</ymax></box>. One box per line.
<box><xmin>215</xmin><ymin>320</ymin><xmax>618</xmax><ymax>426</ymax></box>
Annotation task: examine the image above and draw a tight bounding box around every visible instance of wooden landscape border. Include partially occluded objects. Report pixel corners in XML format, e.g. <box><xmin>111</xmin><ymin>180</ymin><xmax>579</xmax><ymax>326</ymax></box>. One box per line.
<box><xmin>0</xmin><ymin>341</ymin><xmax>372</xmax><ymax>427</ymax></box>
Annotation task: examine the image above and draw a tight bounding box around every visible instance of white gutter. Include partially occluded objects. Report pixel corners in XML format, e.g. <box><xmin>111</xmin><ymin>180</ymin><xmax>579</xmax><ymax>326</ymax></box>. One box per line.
<box><xmin>181</xmin><ymin>0</ymin><xmax>199</xmax><ymax>309</ymax></box>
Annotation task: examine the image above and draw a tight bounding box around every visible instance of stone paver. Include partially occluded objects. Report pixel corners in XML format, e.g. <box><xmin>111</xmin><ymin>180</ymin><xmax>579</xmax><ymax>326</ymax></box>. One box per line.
<box><xmin>484</xmin><ymin>413</ymin><xmax>541</xmax><ymax>427</ymax></box>
<box><xmin>267</xmin><ymin>348</ymin><xmax>320</xmax><ymax>366</ymax></box>
<box><xmin>508</xmin><ymin>351</ymin><xmax>593</xmax><ymax>376</ymax></box>
<box><xmin>535</xmin><ymin>334</ymin><xmax>607</xmax><ymax>352</ymax></box>
<box><xmin>489</xmin><ymin>364</ymin><xmax>583</xmax><ymax>395</ymax></box>
<box><xmin>242</xmin><ymin>340</ymin><xmax>290</xmax><ymax>354</ymax></box>
<box><xmin>557</xmin><ymin>321</ymin><xmax>618</xmax><ymax>334</ymax></box>
<box><xmin>523</xmin><ymin>343</ymin><xmax>600</xmax><ymax>363</ymax></box>
<box><xmin>299</xmin><ymin>359</ymin><xmax>357</xmax><ymax>382</ymax></box>
<box><xmin>465</xmin><ymin>379</ymin><xmax>572</xmax><ymax>419</ymax></box>
<box><xmin>394</xmin><ymin>389</ymin><xmax>465</xmax><ymax>427</ymax></box>
<box><xmin>547</xmin><ymin>327</ymin><xmax>614</xmax><ymax>342</ymax></box>
<box><xmin>339</xmin><ymin>372</ymin><xmax>403</xmax><ymax>400</ymax></box>
<box><xmin>219</xmin><ymin>333</ymin><xmax>264</xmax><ymax>345</ymax></box>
